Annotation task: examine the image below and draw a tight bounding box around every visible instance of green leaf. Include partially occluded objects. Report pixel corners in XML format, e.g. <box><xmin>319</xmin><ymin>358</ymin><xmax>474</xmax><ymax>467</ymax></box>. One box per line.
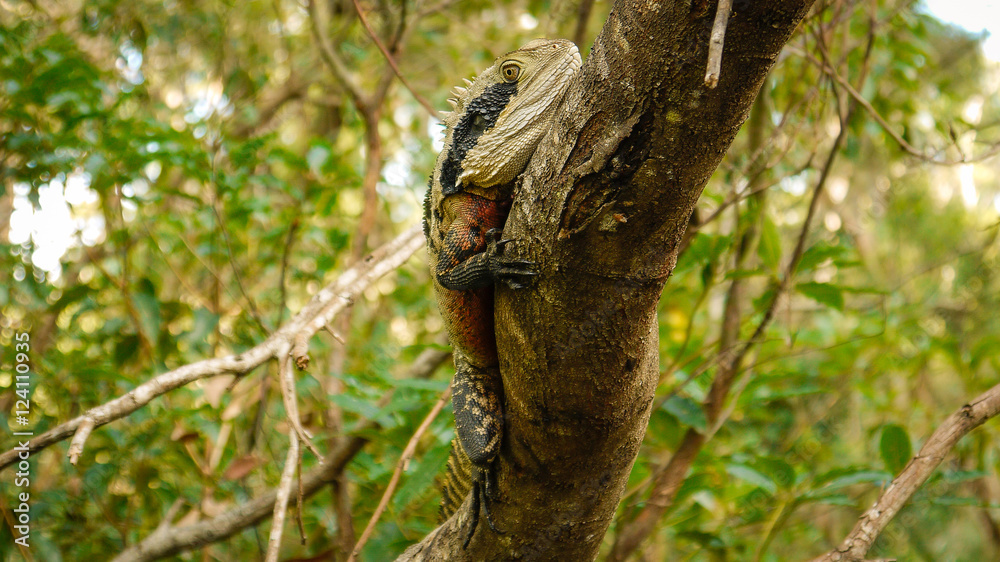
<box><xmin>676</xmin><ymin>530</ymin><xmax>726</xmax><ymax>549</ymax></box>
<box><xmin>812</xmin><ymin>469</ymin><xmax>892</xmax><ymax>493</ymax></box>
<box><xmin>185</xmin><ymin>307</ymin><xmax>219</xmax><ymax>348</ymax></box>
<box><xmin>880</xmin><ymin>423</ymin><xmax>912</xmax><ymax>474</ymax></box>
<box><xmin>674</xmin><ymin>472</ymin><xmax>713</xmax><ymax>504</ymax></box>
<box><xmin>114</xmin><ymin>334</ymin><xmax>140</xmax><ymax>367</ymax></box>
<box><xmin>808</xmin><ymin>493</ymin><xmax>855</xmax><ymax>506</ymax></box>
<box><xmin>941</xmin><ymin>470</ymin><xmax>989</xmax><ymax>484</ymax></box>
<box><xmin>673</xmin><ymin>233</ymin><xmax>721</xmax><ymax>273</ymax></box>
<box><xmin>393</xmin><ymin>440</ymin><xmax>451</xmax><ymax>511</ymax></box>
<box><xmin>931</xmin><ymin>496</ymin><xmax>984</xmax><ymax>507</ymax></box>
<box><xmin>662</xmin><ymin>396</ymin><xmax>707</xmax><ymax>432</ymax></box>
<box><xmin>796</xmin><ymin>282</ymin><xmax>844</xmax><ymax>311</ymax></box>
<box><xmin>726</xmin><ymin>463</ymin><xmax>777</xmax><ymax>493</ymax></box>
<box><xmin>797</xmin><ymin>242</ymin><xmax>847</xmax><ymax>272</ymax></box>
<box><xmin>758</xmin><ymin>215</ymin><xmax>782</xmax><ymax>271</ymax></box>
<box><xmin>329</xmin><ymin>394</ymin><xmax>382</xmax><ymax>420</ymax></box>
<box><xmin>391</xmin><ymin>378</ymin><xmax>450</xmax><ymax>392</ymax></box>
<box><xmin>132</xmin><ymin>291</ymin><xmax>161</xmax><ymax>342</ymax></box>
<box><xmin>756</xmin><ymin>457</ymin><xmax>797</xmax><ymax>489</ymax></box>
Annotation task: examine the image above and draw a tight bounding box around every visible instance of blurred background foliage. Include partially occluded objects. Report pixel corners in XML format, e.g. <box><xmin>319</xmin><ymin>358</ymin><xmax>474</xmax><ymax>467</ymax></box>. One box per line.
<box><xmin>1</xmin><ymin>0</ymin><xmax>999</xmax><ymax>560</ymax></box>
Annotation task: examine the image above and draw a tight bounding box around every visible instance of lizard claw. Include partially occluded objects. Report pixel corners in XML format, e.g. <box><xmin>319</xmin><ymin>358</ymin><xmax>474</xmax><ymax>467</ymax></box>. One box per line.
<box><xmin>463</xmin><ymin>464</ymin><xmax>504</xmax><ymax>549</ymax></box>
<box><xmin>485</xmin><ymin>228</ymin><xmax>538</xmax><ymax>289</ymax></box>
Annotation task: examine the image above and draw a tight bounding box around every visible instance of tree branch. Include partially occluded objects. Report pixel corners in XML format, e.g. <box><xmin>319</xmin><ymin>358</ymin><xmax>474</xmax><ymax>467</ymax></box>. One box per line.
<box><xmin>608</xmin><ymin>57</ymin><xmax>849</xmax><ymax>562</ymax></box>
<box><xmin>400</xmin><ymin>0</ymin><xmax>816</xmax><ymax>558</ymax></box>
<box><xmin>306</xmin><ymin>0</ymin><xmax>369</xmax><ymax>110</ymax></box>
<box><xmin>0</xmin><ymin>225</ymin><xmax>425</xmax><ymax>471</ymax></box>
<box><xmin>704</xmin><ymin>0</ymin><xmax>733</xmax><ymax>88</ymax></box>
<box><xmin>349</xmin><ymin>0</ymin><xmax>438</xmax><ymax>118</ymax></box>
<box><xmin>279</xmin><ymin>354</ymin><xmax>322</xmax><ymax>458</ymax></box>
<box><xmin>799</xmin><ymin>48</ymin><xmax>1000</xmax><ymax>165</ymax></box>
<box><xmin>112</xmin><ymin>425</ymin><xmax>369</xmax><ymax>562</ymax></box>
<box><xmin>349</xmin><ymin>386</ymin><xmax>452</xmax><ymax>561</ymax></box>
<box><xmin>265</xmin><ymin>431</ymin><xmax>299</xmax><ymax>562</ymax></box>
<box><xmin>111</xmin><ymin>344</ymin><xmax>450</xmax><ymax>561</ymax></box>
<box><xmin>809</xmin><ymin>380</ymin><xmax>1000</xmax><ymax>562</ymax></box>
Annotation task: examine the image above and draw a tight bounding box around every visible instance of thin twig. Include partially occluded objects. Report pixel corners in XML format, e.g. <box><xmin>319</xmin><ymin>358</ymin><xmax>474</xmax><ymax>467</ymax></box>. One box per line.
<box><xmin>291</xmin><ymin>225</ymin><xmax>424</xmax><ymax>367</ymax></box>
<box><xmin>348</xmin><ymin>386</ymin><xmax>452</xmax><ymax>561</ymax></box>
<box><xmin>276</xmin><ymin>216</ymin><xmax>300</xmax><ymax>327</ymax></box>
<box><xmin>139</xmin><ymin>220</ymin><xmax>214</xmax><ymax>310</ymax></box>
<box><xmin>349</xmin><ymin>0</ymin><xmax>439</xmax><ymax>117</ymax></box>
<box><xmin>112</xmin><ymin>426</ymin><xmax>369</xmax><ymax>562</ymax></box>
<box><xmin>279</xmin><ymin>354</ymin><xmax>323</xmax><ymax>459</ymax></box>
<box><xmin>796</xmin><ymin>48</ymin><xmax>1000</xmax><ymax>165</ymax></box>
<box><xmin>67</xmin><ymin>417</ymin><xmax>95</xmax><ymax>465</ymax></box>
<box><xmin>266</xmin><ymin>431</ymin><xmax>299</xmax><ymax>562</ymax></box>
<box><xmin>154</xmin><ymin>499</ymin><xmax>185</xmax><ymax>534</ymax></box>
<box><xmin>704</xmin><ymin>0</ymin><xmax>733</xmax><ymax>88</ymax></box>
<box><xmin>208</xmin><ymin>169</ymin><xmax>270</xmax><ymax>334</ymax></box>
<box><xmin>296</xmin><ymin>449</ymin><xmax>306</xmax><ymax>543</ymax></box>
<box><xmin>82</xmin><ymin>243</ymin><xmax>153</xmax><ymax>357</ymax></box>
<box><xmin>307</xmin><ymin>0</ymin><xmax>368</xmax><ymax>108</ymax></box>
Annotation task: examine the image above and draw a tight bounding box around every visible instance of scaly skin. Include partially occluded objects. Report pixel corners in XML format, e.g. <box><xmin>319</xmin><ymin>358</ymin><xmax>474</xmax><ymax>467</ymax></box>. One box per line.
<box><xmin>424</xmin><ymin>38</ymin><xmax>581</xmax><ymax>546</ymax></box>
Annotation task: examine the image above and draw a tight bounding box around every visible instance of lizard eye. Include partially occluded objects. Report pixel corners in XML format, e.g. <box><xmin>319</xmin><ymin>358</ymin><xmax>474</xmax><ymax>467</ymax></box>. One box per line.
<box><xmin>501</xmin><ymin>62</ymin><xmax>521</xmax><ymax>82</ymax></box>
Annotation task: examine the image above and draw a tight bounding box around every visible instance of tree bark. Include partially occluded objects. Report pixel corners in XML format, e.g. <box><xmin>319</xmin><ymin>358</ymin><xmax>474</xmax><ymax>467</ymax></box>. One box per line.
<box><xmin>400</xmin><ymin>0</ymin><xmax>815</xmax><ymax>559</ymax></box>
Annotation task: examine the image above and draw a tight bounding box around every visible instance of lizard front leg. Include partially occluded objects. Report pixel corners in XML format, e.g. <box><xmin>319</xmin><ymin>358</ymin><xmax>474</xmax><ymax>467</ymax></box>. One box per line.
<box><xmin>436</xmin><ymin>227</ymin><xmax>537</xmax><ymax>291</ymax></box>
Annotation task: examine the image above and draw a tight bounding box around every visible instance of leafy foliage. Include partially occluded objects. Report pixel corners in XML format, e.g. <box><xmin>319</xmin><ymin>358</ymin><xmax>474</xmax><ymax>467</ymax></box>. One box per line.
<box><xmin>2</xmin><ymin>0</ymin><xmax>1000</xmax><ymax>560</ymax></box>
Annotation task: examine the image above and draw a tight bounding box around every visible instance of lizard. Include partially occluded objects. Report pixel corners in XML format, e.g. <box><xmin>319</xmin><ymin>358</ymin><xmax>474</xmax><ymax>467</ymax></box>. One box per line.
<box><xmin>423</xmin><ymin>38</ymin><xmax>582</xmax><ymax>546</ymax></box>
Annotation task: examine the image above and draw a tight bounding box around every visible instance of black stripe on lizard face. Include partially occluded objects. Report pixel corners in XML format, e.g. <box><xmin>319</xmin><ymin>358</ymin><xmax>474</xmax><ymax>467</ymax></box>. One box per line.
<box><xmin>440</xmin><ymin>80</ymin><xmax>519</xmax><ymax>196</ymax></box>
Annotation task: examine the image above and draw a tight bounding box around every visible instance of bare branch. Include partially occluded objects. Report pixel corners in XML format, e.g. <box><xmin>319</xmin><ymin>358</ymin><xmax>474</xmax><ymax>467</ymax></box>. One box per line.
<box><xmin>112</xmin><ymin>426</ymin><xmax>369</xmax><ymax>562</ymax></box>
<box><xmin>279</xmin><ymin>354</ymin><xmax>323</xmax><ymax>459</ymax></box>
<box><xmin>0</xmin><ymin>343</ymin><xmax>275</xmax><ymax>471</ymax></box>
<box><xmin>349</xmin><ymin>386</ymin><xmax>452</xmax><ymax>561</ymax></box>
<box><xmin>266</xmin><ymin>431</ymin><xmax>299</xmax><ymax>562</ymax></box>
<box><xmin>111</xmin><ymin>345</ymin><xmax>450</xmax><ymax>561</ymax></box>
<box><xmin>0</xmin><ymin>225</ymin><xmax>425</xmax><ymax>471</ymax></box>
<box><xmin>67</xmin><ymin>417</ymin><xmax>95</xmax><ymax>465</ymax></box>
<box><xmin>809</xmin><ymin>381</ymin><xmax>1000</xmax><ymax>562</ymax></box>
<box><xmin>704</xmin><ymin>0</ymin><xmax>734</xmax><ymax>88</ymax></box>
<box><xmin>292</xmin><ymin>224</ymin><xmax>424</xmax><ymax>367</ymax></box>
<box><xmin>349</xmin><ymin>0</ymin><xmax>439</xmax><ymax>118</ymax></box>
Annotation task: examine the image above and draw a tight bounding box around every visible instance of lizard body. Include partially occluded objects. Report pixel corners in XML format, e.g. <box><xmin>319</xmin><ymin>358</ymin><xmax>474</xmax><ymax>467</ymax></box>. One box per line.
<box><xmin>423</xmin><ymin>38</ymin><xmax>581</xmax><ymax>544</ymax></box>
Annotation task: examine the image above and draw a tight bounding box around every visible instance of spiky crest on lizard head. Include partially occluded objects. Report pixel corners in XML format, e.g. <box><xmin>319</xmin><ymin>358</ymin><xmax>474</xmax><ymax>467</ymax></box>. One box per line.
<box><xmin>436</xmin><ymin>39</ymin><xmax>582</xmax><ymax>197</ymax></box>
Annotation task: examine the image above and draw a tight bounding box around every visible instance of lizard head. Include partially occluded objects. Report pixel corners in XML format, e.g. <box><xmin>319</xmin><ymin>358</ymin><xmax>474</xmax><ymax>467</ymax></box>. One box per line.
<box><xmin>440</xmin><ymin>39</ymin><xmax>582</xmax><ymax>193</ymax></box>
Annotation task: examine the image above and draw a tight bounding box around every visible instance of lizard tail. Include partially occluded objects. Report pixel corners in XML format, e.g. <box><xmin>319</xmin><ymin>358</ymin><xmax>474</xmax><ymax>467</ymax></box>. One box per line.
<box><xmin>439</xmin><ymin>439</ymin><xmax>475</xmax><ymax>521</ymax></box>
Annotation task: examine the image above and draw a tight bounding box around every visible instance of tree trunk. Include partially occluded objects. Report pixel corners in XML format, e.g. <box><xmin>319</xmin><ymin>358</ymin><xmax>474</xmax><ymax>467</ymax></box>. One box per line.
<box><xmin>399</xmin><ymin>0</ymin><xmax>815</xmax><ymax>559</ymax></box>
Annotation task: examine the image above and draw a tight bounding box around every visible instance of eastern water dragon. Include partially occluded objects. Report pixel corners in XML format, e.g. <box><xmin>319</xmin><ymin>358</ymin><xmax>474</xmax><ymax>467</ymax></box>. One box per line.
<box><xmin>422</xmin><ymin>38</ymin><xmax>582</xmax><ymax>545</ymax></box>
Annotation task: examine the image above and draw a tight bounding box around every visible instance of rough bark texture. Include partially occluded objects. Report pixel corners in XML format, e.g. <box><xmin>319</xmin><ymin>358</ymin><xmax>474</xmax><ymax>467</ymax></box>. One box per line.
<box><xmin>399</xmin><ymin>0</ymin><xmax>815</xmax><ymax>559</ymax></box>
